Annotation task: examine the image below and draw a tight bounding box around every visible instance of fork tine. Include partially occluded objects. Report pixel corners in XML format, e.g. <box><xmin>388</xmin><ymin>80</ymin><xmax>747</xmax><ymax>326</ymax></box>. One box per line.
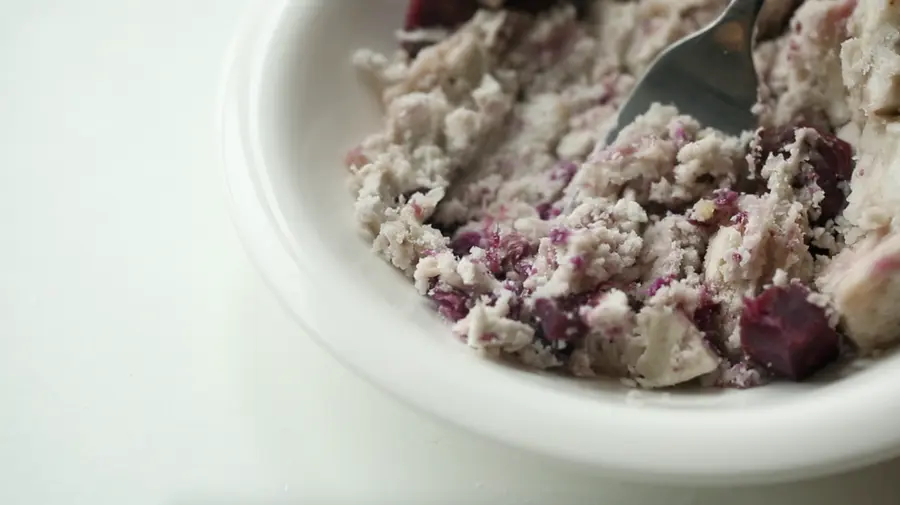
<box><xmin>605</xmin><ymin>0</ymin><xmax>766</xmax><ymax>145</ymax></box>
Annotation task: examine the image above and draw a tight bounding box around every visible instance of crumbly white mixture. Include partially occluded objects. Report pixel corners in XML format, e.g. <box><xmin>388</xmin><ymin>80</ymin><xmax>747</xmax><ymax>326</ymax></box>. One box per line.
<box><xmin>345</xmin><ymin>0</ymin><xmax>900</xmax><ymax>388</ymax></box>
<box><xmin>817</xmin><ymin>0</ymin><xmax>900</xmax><ymax>351</ymax></box>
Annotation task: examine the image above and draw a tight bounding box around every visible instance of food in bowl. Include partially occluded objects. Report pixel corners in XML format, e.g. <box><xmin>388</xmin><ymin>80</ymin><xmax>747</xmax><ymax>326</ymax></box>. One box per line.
<box><xmin>342</xmin><ymin>0</ymin><xmax>900</xmax><ymax>389</ymax></box>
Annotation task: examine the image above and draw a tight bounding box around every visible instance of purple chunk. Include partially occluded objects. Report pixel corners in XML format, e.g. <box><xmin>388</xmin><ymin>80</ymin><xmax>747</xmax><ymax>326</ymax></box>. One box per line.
<box><xmin>750</xmin><ymin>126</ymin><xmax>796</xmax><ymax>170</ymax></box>
<box><xmin>402</xmin><ymin>0</ymin><xmax>589</xmax><ymax>55</ymax></box>
<box><xmin>751</xmin><ymin>126</ymin><xmax>854</xmax><ymax>222</ymax></box>
<box><xmin>693</xmin><ymin>296</ymin><xmax>720</xmax><ymax>336</ymax></box>
<box><xmin>646</xmin><ymin>275</ymin><xmax>676</xmax><ymax>298</ymax></box>
<box><xmin>694</xmin><ymin>291</ymin><xmax>724</xmax><ymax>353</ymax></box>
<box><xmin>483</xmin><ymin>230</ymin><xmax>535</xmax><ymax>277</ymax></box>
<box><xmin>536</xmin><ymin>202</ymin><xmax>561</xmax><ymax>220</ymax></box>
<box><xmin>689</xmin><ymin>189</ymin><xmax>741</xmax><ymax>228</ymax></box>
<box><xmin>403</xmin><ymin>0</ymin><xmax>478</xmax><ymax>31</ymax></box>
<box><xmin>450</xmin><ymin>231</ymin><xmax>483</xmax><ymax>257</ymax></box>
<box><xmin>506</xmin><ymin>0</ymin><xmax>591</xmax><ymax>16</ymax></box>
<box><xmin>569</xmin><ymin>255</ymin><xmax>585</xmax><ymax>270</ymax></box>
<box><xmin>739</xmin><ymin>284</ymin><xmax>840</xmax><ymax>381</ymax></box>
<box><xmin>807</xmin><ymin>130</ymin><xmax>854</xmax><ymax>221</ymax></box>
<box><xmin>550</xmin><ymin>161</ymin><xmax>579</xmax><ymax>185</ymax></box>
<box><xmin>713</xmin><ymin>188</ymin><xmax>739</xmax><ymax>208</ymax></box>
<box><xmin>428</xmin><ymin>283</ymin><xmax>471</xmax><ymax>322</ymax></box>
<box><xmin>548</xmin><ymin>227</ymin><xmax>570</xmax><ymax>245</ymax></box>
<box><xmin>533</xmin><ymin>297</ymin><xmax>587</xmax><ymax>342</ymax></box>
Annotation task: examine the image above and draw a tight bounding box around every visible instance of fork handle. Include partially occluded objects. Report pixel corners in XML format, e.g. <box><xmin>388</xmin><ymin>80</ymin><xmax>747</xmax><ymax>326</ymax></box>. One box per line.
<box><xmin>711</xmin><ymin>0</ymin><xmax>766</xmax><ymax>55</ymax></box>
<box><xmin>721</xmin><ymin>0</ymin><xmax>767</xmax><ymax>20</ymax></box>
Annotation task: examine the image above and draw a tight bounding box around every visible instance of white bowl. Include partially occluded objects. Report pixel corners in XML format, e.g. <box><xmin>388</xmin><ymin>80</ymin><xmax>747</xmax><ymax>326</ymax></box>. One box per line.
<box><xmin>220</xmin><ymin>0</ymin><xmax>900</xmax><ymax>485</ymax></box>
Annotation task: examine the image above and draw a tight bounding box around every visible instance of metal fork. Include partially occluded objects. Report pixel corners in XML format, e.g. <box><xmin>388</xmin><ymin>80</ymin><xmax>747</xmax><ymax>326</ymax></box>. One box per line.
<box><xmin>606</xmin><ymin>0</ymin><xmax>766</xmax><ymax>145</ymax></box>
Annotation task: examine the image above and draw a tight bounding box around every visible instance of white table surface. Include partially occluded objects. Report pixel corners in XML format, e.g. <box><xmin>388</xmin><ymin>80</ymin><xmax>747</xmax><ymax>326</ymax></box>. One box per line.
<box><xmin>2</xmin><ymin>1</ymin><xmax>900</xmax><ymax>503</ymax></box>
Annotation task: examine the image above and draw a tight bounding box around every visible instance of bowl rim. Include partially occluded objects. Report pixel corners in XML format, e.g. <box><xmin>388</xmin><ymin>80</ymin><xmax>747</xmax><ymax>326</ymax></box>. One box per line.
<box><xmin>218</xmin><ymin>0</ymin><xmax>900</xmax><ymax>485</ymax></box>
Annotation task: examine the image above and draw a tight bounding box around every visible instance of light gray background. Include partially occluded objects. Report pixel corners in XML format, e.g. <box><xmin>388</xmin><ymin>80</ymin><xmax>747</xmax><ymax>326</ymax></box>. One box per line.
<box><xmin>2</xmin><ymin>1</ymin><xmax>898</xmax><ymax>503</ymax></box>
